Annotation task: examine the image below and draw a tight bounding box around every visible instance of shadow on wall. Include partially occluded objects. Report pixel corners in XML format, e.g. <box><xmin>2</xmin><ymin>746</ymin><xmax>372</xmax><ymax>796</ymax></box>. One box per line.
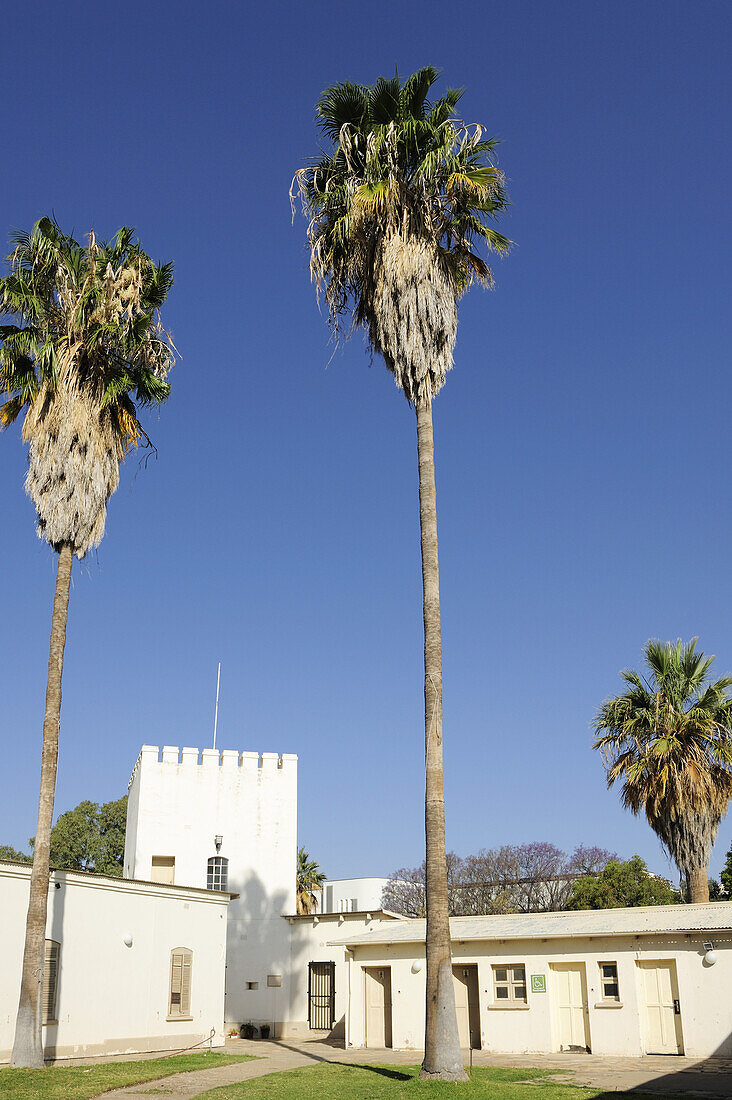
<box><xmin>227</xmin><ymin>869</ymin><xmax>290</xmax><ymax>1036</ymax></box>
<box><xmin>41</xmin><ymin>874</ymin><xmax>67</xmax><ymax>1061</ymax></box>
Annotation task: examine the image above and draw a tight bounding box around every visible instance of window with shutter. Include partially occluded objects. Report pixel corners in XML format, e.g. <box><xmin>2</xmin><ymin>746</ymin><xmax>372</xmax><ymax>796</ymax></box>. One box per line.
<box><xmin>43</xmin><ymin>940</ymin><xmax>60</xmax><ymax>1025</ymax></box>
<box><xmin>168</xmin><ymin>948</ymin><xmax>193</xmax><ymax>1019</ymax></box>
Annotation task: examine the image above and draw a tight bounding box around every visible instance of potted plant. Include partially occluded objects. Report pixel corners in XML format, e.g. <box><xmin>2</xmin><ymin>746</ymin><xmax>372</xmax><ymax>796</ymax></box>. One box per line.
<box><xmin>260</xmin><ymin>1024</ymin><xmax>271</xmax><ymax>1040</ymax></box>
<box><xmin>240</xmin><ymin>1022</ymin><xmax>257</xmax><ymax>1040</ymax></box>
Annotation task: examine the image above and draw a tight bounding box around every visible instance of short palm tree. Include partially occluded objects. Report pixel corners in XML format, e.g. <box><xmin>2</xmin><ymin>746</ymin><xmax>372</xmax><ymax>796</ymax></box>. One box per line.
<box><xmin>294</xmin><ymin>67</ymin><xmax>509</xmax><ymax>1079</ymax></box>
<box><xmin>296</xmin><ymin>847</ymin><xmax>326</xmax><ymax>914</ymax></box>
<box><xmin>0</xmin><ymin>217</ymin><xmax>174</xmax><ymax>1067</ymax></box>
<box><xmin>594</xmin><ymin>639</ymin><xmax>732</xmax><ymax>903</ymax></box>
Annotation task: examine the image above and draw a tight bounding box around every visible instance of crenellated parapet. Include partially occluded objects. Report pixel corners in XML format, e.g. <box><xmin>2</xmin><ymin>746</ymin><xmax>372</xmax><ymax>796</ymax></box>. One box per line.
<box><xmin>128</xmin><ymin>745</ymin><xmax>298</xmax><ymax>789</ymax></box>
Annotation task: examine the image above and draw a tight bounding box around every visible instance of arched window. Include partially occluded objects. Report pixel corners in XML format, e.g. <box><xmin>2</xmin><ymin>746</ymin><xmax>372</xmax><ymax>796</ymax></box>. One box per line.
<box><xmin>207</xmin><ymin>856</ymin><xmax>228</xmax><ymax>891</ymax></box>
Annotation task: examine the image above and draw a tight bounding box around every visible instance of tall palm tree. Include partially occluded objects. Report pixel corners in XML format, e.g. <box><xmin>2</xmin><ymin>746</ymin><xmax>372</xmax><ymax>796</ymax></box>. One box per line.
<box><xmin>594</xmin><ymin>639</ymin><xmax>732</xmax><ymax>903</ymax></box>
<box><xmin>0</xmin><ymin>217</ymin><xmax>174</xmax><ymax>1067</ymax></box>
<box><xmin>294</xmin><ymin>67</ymin><xmax>509</xmax><ymax>1079</ymax></box>
<box><xmin>296</xmin><ymin>847</ymin><xmax>326</xmax><ymax>914</ymax></box>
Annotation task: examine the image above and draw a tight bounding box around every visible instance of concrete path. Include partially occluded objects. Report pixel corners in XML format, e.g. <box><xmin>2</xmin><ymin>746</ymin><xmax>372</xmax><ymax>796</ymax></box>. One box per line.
<box><xmin>94</xmin><ymin>1038</ymin><xmax>732</xmax><ymax>1098</ymax></box>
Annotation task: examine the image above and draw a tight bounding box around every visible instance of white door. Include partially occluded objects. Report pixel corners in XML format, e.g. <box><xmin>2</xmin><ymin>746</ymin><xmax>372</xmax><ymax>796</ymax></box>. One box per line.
<box><xmin>364</xmin><ymin>967</ymin><xmax>392</xmax><ymax>1048</ymax></box>
<box><xmin>551</xmin><ymin>963</ymin><xmax>591</xmax><ymax>1051</ymax></box>
<box><xmin>637</xmin><ymin>961</ymin><xmax>683</xmax><ymax>1054</ymax></box>
<box><xmin>452</xmin><ymin>965</ymin><xmax>480</xmax><ymax>1049</ymax></box>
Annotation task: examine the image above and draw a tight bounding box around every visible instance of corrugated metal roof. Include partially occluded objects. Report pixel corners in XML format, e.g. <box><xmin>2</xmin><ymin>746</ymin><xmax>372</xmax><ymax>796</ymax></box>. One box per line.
<box><xmin>327</xmin><ymin>903</ymin><xmax>732</xmax><ymax>947</ymax></box>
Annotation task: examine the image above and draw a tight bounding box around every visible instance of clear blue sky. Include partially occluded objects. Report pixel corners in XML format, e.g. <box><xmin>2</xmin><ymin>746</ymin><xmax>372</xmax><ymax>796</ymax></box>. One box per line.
<box><xmin>1</xmin><ymin>0</ymin><xmax>730</xmax><ymax>883</ymax></box>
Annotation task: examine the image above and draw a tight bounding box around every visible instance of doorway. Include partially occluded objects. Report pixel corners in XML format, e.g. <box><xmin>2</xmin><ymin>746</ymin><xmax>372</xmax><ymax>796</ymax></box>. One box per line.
<box><xmin>550</xmin><ymin>963</ymin><xmax>591</xmax><ymax>1052</ymax></box>
<box><xmin>308</xmin><ymin>961</ymin><xmax>335</xmax><ymax>1030</ymax></box>
<box><xmin>637</xmin><ymin>960</ymin><xmax>684</xmax><ymax>1054</ymax></box>
<box><xmin>364</xmin><ymin>966</ymin><xmax>392</xmax><ymax>1048</ymax></box>
<box><xmin>452</xmin><ymin>964</ymin><xmax>481</xmax><ymax>1049</ymax></box>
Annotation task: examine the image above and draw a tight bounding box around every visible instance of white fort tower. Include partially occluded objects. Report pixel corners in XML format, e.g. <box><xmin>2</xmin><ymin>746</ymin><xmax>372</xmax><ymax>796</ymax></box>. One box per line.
<box><xmin>124</xmin><ymin>745</ymin><xmax>297</xmax><ymax>1026</ymax></box>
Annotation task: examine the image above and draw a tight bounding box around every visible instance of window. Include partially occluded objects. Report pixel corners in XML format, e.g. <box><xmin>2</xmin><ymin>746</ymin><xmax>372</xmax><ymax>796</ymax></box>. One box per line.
<box><xmin>492</xmin><ymin>964</ymin><xmax>527</xmax><ymax>1003</ymax></box>
<box><xmin>151</xmin><ymin>856</ymin><xmax>175</xmax><ymax>884</ymax></box>
<box><xmin>207</xmin><ymin>856</ymin><xmax>228</xmax><ymax>891</ymax></box>
<box><xmin>168</xmin><ymin>948</ymin><xmax>193</xmax><ymax>1018</ymax></box>
<box><xmin>599</xmin><ymin>962</ymin><xmax>620</xmax><ymax>1002</ymax></box>
<box><xmin>43</xmin><ymin>940</ymin><xmax>60</xmax><ymax>1025</ymax></box>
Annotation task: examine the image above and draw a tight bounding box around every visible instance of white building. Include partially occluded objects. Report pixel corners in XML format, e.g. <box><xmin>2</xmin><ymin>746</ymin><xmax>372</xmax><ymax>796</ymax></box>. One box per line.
<box><xmin>319</xmin><ymin>878</ymin><xmax>390</xmax><ymax>914</ymax></box>
<box><xmin>329</xmin><ymin>905</ymin><xmax>732</xmax><ymax>1058</ymax></box>
<box><xmin>4</xmin><ymin>740</ymin><xmax>732</xmax><ymax>1063</ymax></box>
<box><xmin>0</xmin><ymin>860</ymin><xmax>229</xmax><ymax>1062</ymax></box>
<box><xmin>124</xmin><ymin>744</ymin><xmax>297</xmax><ymax>1028</ymax></box>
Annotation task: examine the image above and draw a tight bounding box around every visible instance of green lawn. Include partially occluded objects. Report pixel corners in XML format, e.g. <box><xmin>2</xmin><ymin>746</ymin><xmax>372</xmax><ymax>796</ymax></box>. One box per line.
<box><xmin>0</xmin><ymin>1050</ymin><xmax>255</xmax><ymax>1100</ymax></box>
<box><xmin>198</xmin><ymin>1063</ymin><xmax>658</xmax><ymax>1099</ymax></box>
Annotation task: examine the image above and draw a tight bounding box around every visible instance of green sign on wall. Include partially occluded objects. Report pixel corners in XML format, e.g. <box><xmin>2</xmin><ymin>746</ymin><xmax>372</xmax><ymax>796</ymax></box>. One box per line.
<box><xmin>530</xmin><ymin>974</ymin><xmax>546</xmax><ymax>993</ymax></box>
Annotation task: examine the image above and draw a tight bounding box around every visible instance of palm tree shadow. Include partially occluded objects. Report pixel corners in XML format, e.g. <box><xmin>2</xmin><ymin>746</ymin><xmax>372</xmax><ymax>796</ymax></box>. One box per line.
<box><xmin>328</xmin><ymin>1062</ymin><xmax>412</xmax><ymax>1081</ymax></box>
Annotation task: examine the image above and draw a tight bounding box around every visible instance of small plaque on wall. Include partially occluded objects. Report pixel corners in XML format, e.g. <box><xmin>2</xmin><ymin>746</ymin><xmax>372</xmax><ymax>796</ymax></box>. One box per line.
<box><xmin>267</xmin><ymin>974</ymin><xmax>283</xmax><ymax>987</ymax></box>
<box><xmin>530</xmin><ymin>974</ymin><xmax>546</xmax><ymax>993</ymax></box>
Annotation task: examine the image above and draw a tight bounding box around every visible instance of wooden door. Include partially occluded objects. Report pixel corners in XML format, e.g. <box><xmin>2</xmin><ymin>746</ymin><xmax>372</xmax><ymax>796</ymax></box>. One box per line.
<box><xmin>364</xmin><ymin>967</ymin><xmax>392</xmax><ymax>1048</ymax></box>
<box><xmin>452</xmin><ymin>965</ymin><xmax>481</xmax><ymax>1049</ymax></box>
<box><xmin>637</xmin><ymin>961</ymin><xmax>683</xmax><ymax>1054</ymax></box>
<box><xmin>551</xmin><ymin>963</ymin><xmax>591</xmax><ymax>1052</ymax></box>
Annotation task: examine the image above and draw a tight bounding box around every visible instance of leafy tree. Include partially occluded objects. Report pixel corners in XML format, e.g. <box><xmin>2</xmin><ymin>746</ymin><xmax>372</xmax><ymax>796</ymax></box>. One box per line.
<box><xmin>0</xmin><ymin>845</ymin><xmax>32</xmax><ymax>863</ymax></box>
<box><xmin>708</xmin><ymin>878</ymin><xmax>723</xmax><ymax>900</ymax></box>
<box><xmin>30</xmin><ymin>797</ymin><xmax>127</xmax><ymax>876</ymax></box>
<box><xmin>594</xmin><ymin>639</ymin><xmax>732</xmax><ymax>905</ymax></box>
<box><xmin>0</xmin><ymin>218</ymin><xmax>174</xmax><ymax>1067</ymax></box>
<box><xmin>296</xmin><ymin>848</ymin><xmax>326</xmax><ymax>915</ymax></box>
<box><xmin>294</xmin><ymin>67</ymin><xmax>509</xmax><ymax>1081</ymax></box>
<box><xmin>383</xmin><ymin>844</ymin><xmax>617</xmax><ymax>916</ymax></box>
<box><xmin>566</xmin><ymin>856</ymin><xmax>679</xmax><ymax>910</ymax></box>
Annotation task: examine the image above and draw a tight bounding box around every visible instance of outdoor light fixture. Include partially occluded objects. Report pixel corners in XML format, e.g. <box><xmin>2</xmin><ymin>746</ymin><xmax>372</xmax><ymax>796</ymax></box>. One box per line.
<box><xmin>214</xmin><ymin>835</ymin><xmax>223</xmax><ymax>852</ymax></box>
<box><xmin>703</xmin><ymin>941</ymin><xmax>717</xmax><ymax>965</ymax></box>
<box><xmin>123</xmin><ymin>934</ymin><xmax>133</xmax><ymax>948</ymax></box>
<box><xmin>411</xmin><ymin>960</ymin><xmax>424</xmax><ymax>974</ymax></box>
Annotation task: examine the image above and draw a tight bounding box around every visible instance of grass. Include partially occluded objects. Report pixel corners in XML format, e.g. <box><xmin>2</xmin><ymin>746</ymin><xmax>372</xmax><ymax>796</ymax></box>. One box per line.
<box><xmin>197</xmin><ymin>1062</ymin><xmax>665</xmax><ymax>1099</ymax></box>
<box><xmin>0</xmin><ymin>1050</ymin><xmax>255</xmax><ymax>1100</ymax></box>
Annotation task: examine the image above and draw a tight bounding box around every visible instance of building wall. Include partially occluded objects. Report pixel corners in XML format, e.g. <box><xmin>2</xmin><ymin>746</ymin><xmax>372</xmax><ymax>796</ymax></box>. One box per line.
<box><xmin>124</xmin><ymin>744</ymin><xmax>297</xmax><ymax>1028</ymax></box>
<box><xmin>319</xmin><ymin>878</ymin><xmax>390</xmax><ymax>914</ymax></box>
<box><xmin>342</xmin><ymin>934</ymin><xmax>732</xmax><ymax>1058</ymax></box>
<box><xmin>280</xmin><ymin>913</ymin><xmax>399</xmax><ymax>1039</ymax></box>
<box><xmin>0</xmin><ymin>862</ymin><xmax>228</xmax><ymax>1062</ymax></box>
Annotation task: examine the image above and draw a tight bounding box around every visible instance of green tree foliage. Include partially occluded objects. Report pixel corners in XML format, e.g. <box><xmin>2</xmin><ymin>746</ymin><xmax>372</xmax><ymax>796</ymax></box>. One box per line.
<box><xmin>30</xmin><ymin>797</ymin><xmax>127</xmax><ymax>876</ymax></box>
<box><xmin>594</xmin><ymin>638</ymin><xmax>732</xmax><ymax>903</ymax></box>
<box><xmin>296</xmin><ymin>847</ymin><xmax>325</xmax><ymax>915</ymax></box>
<box><xmin>0</xmin><ymin>845</ymin><xmax>32</xmax><ymax>863</ymax></box>
<box><xmin>566</xmin><ymin>856</ymin><xmax>679</xmax><ymax>910</ymax></box>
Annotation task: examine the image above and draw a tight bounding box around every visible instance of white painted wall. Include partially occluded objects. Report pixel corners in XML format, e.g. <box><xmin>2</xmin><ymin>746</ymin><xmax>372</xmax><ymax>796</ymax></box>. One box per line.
<box><xmin>281</xmin><ymin>912</ymin><xmax>400</xmax><ymax>1039</ymax></box>
<box><xmin>0</xmin><ymin>861</ymin><xmax>229</xmax><ymax>1062</ymax></box>
<box><xmin>319</xmin><ymin>878</ymin><xmax>390</xmax><ymax>914</ymax></box>
<box><xmin>125</xmin><ymin>745</ymin><xmax>297</xmax><ymax>1029</ymax></box>
<box><xmin>339</xmin><ymin>932</ymin><xmax>732</xmax><ymax>1058</ymax></box>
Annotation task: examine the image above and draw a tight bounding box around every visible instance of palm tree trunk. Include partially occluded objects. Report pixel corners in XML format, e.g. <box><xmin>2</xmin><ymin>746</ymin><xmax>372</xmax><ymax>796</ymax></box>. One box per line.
<box><xmin>11</xmin><ymin>542</ymin><xmax>73</xmax><ymax>1068</ymax></box>
<box><xmin>416</xmin><ymin>399</ymin><xmax>466</xmax><ymax>1082</ymax></box>
<box><xmin>686</xmin><ymin>866</ymin><xmax>710</xmax><ymax>904</ymax></box>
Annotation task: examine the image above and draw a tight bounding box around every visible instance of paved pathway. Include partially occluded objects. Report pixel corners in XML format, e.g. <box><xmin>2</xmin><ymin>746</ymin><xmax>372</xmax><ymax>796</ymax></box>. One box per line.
<box><xmin>92</xmin><ymin>1038</ymin><xmax>732</xmax><ymax>1098</ymax></box>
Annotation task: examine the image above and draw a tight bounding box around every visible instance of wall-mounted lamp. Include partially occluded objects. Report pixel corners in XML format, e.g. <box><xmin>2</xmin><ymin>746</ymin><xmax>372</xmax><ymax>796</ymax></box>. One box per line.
<box><xmin>123</xmin><ymin>934</ymin><xmax>133</xmax><ymax>948</ymax></box>
<box><xmin>214</xmin><ymin>835</ymin><xmax>223</xmax><ymax>852</ymax></box>
<box><xmin>703</xmin><ymin>941</ymin><xmax>717</xmax><ymax>966</ymax></box>
<box><xmin>411</xmin><ymin>960</ymin><xmax>424</xmax><ymax>974</ymax></box>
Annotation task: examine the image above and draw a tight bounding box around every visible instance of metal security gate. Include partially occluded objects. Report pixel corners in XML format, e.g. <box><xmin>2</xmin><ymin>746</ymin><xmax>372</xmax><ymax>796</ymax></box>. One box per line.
<box><xmin>308</xmin><ymin>961</ymin><xmax>335</xmax><ymax>1029</ymax></box>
